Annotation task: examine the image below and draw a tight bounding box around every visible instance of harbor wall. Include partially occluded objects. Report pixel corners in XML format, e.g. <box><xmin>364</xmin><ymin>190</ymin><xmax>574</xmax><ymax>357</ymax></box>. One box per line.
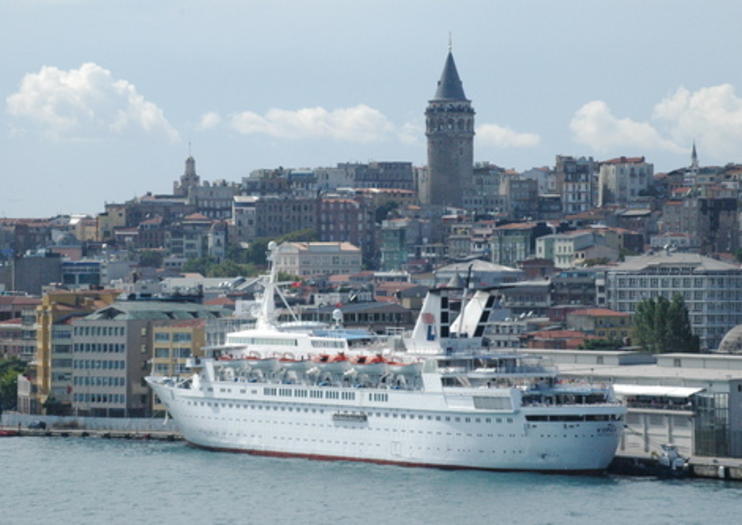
<box><xmin>1</xmin><ymin>412</ymin><xmax>180</xmax><ymax>432</ymax></box>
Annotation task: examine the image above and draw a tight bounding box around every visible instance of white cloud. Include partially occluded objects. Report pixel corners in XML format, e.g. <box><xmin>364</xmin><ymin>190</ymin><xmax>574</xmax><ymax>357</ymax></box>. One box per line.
<box><xmin>476</xmin><ymin>123</ymin><xmax>540</xmax><ymax>148</ymax></box>
<box><xmin>652</xmin><ymin>84</ymin><xmax>742</xmax><ymax>159</ymax></box>
<box><xmin>6</xmin><ymin>62</ymin><xmax>179</xmax><ymax>142</ymax></box>
<box><xmin>570</xmin><ymin>100</ymin><xmax>682</xmax><ymax>154</ymax></box>
<box><xmin>397</xmin><ymin>121</ymin><xmax>422</xmax><ymax>145</ymax></box>
<box><xmin>230</xmin><ymin>104</ymin><xmax>395</xmax><ymax>143</ymax></box>
<box><xmin>198</xmin><ymin>111</ymin><xmax>222</xmax><ymax>130</ymax></box>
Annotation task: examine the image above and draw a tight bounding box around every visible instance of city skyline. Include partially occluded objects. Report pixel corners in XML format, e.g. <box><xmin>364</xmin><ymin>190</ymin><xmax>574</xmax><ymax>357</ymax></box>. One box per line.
<box><xmin>2</xmin><ymin>0</ymin><xmax>742</xmax><ymax>217</ymax></box>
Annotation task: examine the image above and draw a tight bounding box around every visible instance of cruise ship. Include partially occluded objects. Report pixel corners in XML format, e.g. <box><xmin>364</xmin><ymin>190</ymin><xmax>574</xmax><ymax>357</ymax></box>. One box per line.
<box><xmin>147</xmin><ymin>243</ymin><xmax>625</xmax><ymax>472</ymax></box>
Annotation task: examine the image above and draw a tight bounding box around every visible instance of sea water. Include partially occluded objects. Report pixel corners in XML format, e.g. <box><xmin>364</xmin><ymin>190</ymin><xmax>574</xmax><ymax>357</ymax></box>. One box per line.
<box><xmin>1</xmin><ymin>437</ymin><xmax>740</xmax><ymax>525</ymax></box>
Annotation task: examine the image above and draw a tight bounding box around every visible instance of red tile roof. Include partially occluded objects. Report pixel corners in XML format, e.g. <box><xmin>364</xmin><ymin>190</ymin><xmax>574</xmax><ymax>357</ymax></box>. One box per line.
<box><xmin>204</xmin><ymin>297</ymin><xmax>236</xmax><ymax>306</ymax></box>
<box><xmin>529</xmin><ymin>330</ymin><xmax>586</xmax><ymax>339</ymax></box>
<box><xmin>496</xmin><ymin>222</ymin><xmax>537</xmax><ymax>231</ymax></box>
<box><xmin>568</xmin><ymin>308</ymin><xmax>629</xmax><ymax>318</ymax></box>
<box><xmin>184</xmin><ymin>213</ymin><xmax>211</xmax><ymax>221</ymax></box>
<box><xmin>602</xmin><ymin>156</ymin><xmax>645</xmax><ymax>164</ymax></box>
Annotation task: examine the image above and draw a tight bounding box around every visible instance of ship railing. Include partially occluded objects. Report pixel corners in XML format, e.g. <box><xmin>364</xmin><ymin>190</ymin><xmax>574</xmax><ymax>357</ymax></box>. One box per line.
<box><xmin>468</xmin><ymin>365</ymin><xmax>557</xmax><ymax>376</ymax></box>
<box><xmin>624</xmin><ymin>400</ymin><xmax>694</xmax><ymax>411</ymax></box>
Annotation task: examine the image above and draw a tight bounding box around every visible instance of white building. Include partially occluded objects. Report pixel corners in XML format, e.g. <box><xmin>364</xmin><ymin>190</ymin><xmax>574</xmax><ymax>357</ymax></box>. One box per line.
<box><xmin>536</xmin><ymin>230</ymin><xmax>617</xmax><ymax>269</ymax></box>
<box><xmin>598</xmin><ymin>156</ymin><xmax>653</xmax><ymax>207</ymax></box>
<box><xmin>274</xmin><ymin>242</ymin><xmax>362</xmax><ymax>277</ymax></box>
<box><xmin>604</xmin><ymin>252</ymin><xmax>742</xmax><ymax>350</ymax></box>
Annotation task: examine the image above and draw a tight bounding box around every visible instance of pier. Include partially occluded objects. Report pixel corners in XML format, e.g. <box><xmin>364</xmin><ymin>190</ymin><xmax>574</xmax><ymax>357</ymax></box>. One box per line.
<box><xmin>610</xmin><ymin>452</ymin><xmax>742</xmax><ymax>480</ymax></box>
<box><xmin>1</xmin><ymin>425</ymin><xmax>182</xmax><ymax>441</ymax></box>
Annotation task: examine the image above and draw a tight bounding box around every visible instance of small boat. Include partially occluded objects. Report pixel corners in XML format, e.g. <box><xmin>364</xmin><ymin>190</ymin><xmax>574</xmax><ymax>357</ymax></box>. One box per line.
<box><xmin>387</xmin><ymin>361</ymin><xmax>423</xmax><ymax>375</ymax></box>
<box><xmin>314</xmin><ymin>353</ymin><xmax>351</xmax><ymax>374</ymax></box>
<box><xmin>352</xmin><ymin>354</ymin><xmax>388</xmax><ymax>376</ymax></box>
<box><xmin>0</xmin><ymin>429</ymin><xmax>19</xmax><ymax>437</ymax></box>
<box><xmin>279</xmin><ymin>355</ymin><xmax>310</xmax><ymax>372</ymax></box>
<box><xmin>251</xmin><ymin>358</ymin><xmax>280</xmax><ymax>372</ymax></box>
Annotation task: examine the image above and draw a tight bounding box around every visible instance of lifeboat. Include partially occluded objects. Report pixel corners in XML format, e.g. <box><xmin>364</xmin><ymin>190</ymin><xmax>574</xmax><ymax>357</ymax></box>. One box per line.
<box><xmin>352</xmin><ymin>354</ymin><xmax>388</xmax><ymax>376</ymax></box>
<box><xmin>251</xmin><ymin>357</ymin><xmax>279</xmax><ymax>372</ymax></box>
<box><xmin>279</xmin><ymin>354</ymin><xmax>310</xmax><ymax>372</ymax></box>
<box><xmin>313</xmin><ymin>353</ymin><xmax>351</xmax><ymax>374</ymax></box>
<box><xmin>387</xmin><ymin>361</ymin><xmax>423</xmax><ymax>376</ymax></box>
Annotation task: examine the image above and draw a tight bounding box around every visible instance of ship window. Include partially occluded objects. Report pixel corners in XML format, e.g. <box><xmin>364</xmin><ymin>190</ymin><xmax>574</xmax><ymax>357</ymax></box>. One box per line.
<box><xmin>485</xmin><ymin>418</ymin><xmax>491</xmax><ymax>423</ymax></box>
<box><xmin>475</xmin><ymin>418</ymin><xmax>481</xmax><ymax>423</ymax></box>
<box><xmin>455</xmin><ymin>417</ymin><xmax>460</xmax><ymax>422</ymax></box>
<box><xmin>436</xmin><ymin>416</ymin><xmax>441</xmax><ymax>421</ymax></box>
<box><xmin>445</xmin><ymin>417</ymin><xmax>450</xmax><ymax>421</ymax></box>
<box><xmin>507</xmin><ymin>418</ymin><xmax>513</xmax><ymax>423</ymax></box>
<box><xmin>496</xmin><ymin>418</ymin><xmax>502</xmax><ymax>423</ymax></box>
<box><xmin>465</xmin><ymin>418</ymin><xmax>470</xmax><ymax>423</ymax></box>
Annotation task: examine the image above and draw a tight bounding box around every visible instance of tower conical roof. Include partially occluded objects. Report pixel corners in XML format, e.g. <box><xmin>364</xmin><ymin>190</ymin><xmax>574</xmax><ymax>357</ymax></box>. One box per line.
<box><xmin>433</xmin><ymin>51</ymin><xmax>467</xmax><ymax>101</ymax></box>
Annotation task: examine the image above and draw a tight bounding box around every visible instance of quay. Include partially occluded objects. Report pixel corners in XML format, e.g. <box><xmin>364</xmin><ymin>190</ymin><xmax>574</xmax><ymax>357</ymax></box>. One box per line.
<box><xmin>0</xmin><ymin>425</ymin><xmax>182</xmax><ymax>441</ymax></box>
<box><xmin>610</xmin><ymin>452</ymin><xmax>742</xmax><ymax>481</ymax></box>
<box><xmin>3</xmin><ymin>421</ymin><xmax>741</xmax><ymax>481</ymax></box>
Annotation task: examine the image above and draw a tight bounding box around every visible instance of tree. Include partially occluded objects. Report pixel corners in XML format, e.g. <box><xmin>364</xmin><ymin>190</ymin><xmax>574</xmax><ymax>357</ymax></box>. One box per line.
<box><xmin>375</xmin><ymin>201</ymin><xmax>399</xmax><ymax>223</ymax></box>
<box><xmin>0</xmin><ymin>358</ymin><xmax>27</xmax><ymax>413</ymax></box>
<box><xmin>182</xmin><ymin>257</ymin><xmax>214</xmax><ymax>275</ymax></box>
<box><xmin>579</xmin><ymin>338</ymin><xmax>624</xmax><ymax>350</ymax></box>
<box><xmin>244</xmin><ymin>229</ymin><xmax>318</xmax><ymax>266</ymax></box>
<box><xmin>633</xmin><ymin>294</ymin><xmax>699</xmax><ymax>353</ymax></box>
<box><xmin>139</xmin><ymin>250</ymin><xmax>163</xmax><ymax>268</ymax></box>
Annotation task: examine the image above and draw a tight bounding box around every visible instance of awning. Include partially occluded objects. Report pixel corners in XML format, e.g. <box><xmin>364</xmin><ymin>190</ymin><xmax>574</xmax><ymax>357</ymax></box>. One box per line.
<box><xmin>613</xmin><ymin>384</ymin><xmax>704</xmax><ymax>399</ymax></box>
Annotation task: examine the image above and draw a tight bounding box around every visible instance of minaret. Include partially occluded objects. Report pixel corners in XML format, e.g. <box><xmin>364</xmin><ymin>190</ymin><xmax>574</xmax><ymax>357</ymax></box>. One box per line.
<box><xmin>690</xmin><ymin>141</ymin><xmax>699</xmax><ymax>170</ymax></box>
<box><xmin>423</xmin><ymin>47</ymin><xmax>475</xmax><ymax>207</ymax></box>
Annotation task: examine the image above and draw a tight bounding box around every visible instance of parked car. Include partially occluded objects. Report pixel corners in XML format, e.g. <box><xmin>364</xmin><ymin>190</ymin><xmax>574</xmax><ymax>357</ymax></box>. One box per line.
<box><xmin>27</xmin><ymin>421</ymin><xmax>46</xmax><ymax>430</ymax></box>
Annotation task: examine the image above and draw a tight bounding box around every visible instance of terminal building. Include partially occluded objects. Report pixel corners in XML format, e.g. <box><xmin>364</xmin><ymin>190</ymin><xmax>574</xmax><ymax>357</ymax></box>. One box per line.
<box><xmin>529</xmin><ymin>349</ymin><xmax>742</xmax><ymax>459</ymax></box>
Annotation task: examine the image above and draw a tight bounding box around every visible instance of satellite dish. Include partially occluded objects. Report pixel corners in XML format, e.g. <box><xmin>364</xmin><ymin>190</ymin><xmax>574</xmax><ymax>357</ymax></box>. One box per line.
<box><xmin>332</xmin><ymin>308</ymin><xmax>343</xmax><ymax>323</ymax></box>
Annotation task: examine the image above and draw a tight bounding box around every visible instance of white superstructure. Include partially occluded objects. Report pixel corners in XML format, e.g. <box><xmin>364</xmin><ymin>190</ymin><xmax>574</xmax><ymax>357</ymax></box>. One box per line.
<box><xmin>147</xmin><ymin>243</ymin><xmax>624</xmax><ymax>472</ymax></box>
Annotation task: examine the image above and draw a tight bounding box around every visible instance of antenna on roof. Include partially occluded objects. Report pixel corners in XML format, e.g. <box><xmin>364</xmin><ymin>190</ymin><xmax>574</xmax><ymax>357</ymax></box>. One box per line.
<box><xmin>448</xmin><ymin>32</ymin><xmax>452</xmax><ymax>52</ymax></box>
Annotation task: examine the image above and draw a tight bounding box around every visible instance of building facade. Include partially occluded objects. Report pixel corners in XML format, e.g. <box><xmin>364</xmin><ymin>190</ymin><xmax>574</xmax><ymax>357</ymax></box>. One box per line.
<box><xmin>604</xmin><ymin>253</ymin><xmax>742</xmax><ymax>350</ymax></box>
<box><xmin>598</xmin><ymin>156</ymin><xmax>653</xmax><ymax>207</ymax></box>
<box><xmin>274</xmin><ymin>242</ymin><xmax>362</xmax><ymax>277</ymax></box>
<box><xmin>555</xmin><ymin>155</ymin><xmax>597</xmax><ymax>214</ymax></box>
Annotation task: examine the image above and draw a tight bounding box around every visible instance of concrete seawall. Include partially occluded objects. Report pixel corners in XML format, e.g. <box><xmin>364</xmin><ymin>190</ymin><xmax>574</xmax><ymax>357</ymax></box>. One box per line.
<box><xmin>1</xmin><ymin>412</ymin><xmax>180</xmax><ymax>432</ymax></box>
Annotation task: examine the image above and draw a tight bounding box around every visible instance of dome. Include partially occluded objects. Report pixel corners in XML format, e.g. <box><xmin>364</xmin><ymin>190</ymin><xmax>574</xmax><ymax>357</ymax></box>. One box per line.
<box><xmin>717</xmin><ymin>325</ymin><xmax>742</xmax><ymax>353</ymax></box>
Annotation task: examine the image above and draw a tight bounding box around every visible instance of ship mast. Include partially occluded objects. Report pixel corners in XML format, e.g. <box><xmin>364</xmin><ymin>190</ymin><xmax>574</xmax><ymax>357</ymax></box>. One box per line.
<box><xmin>256</xmin><ymin>241</ymin><xmax>279</xmax><ymax>330</ymax></box>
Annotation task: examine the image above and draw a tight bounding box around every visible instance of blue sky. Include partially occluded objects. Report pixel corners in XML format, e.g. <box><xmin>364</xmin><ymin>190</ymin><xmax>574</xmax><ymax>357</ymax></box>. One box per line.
<box><xmin>2</xmin><ymin>0</ymin><xmax>742</xmax><ymax>217</ymax></box>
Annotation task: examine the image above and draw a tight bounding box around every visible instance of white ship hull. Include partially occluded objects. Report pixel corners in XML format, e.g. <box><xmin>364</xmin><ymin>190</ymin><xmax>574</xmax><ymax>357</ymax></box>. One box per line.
<box><xmin>150</xmin><ymin>379</ymin><xmax>623</xmax><ymax>472</ymax></box>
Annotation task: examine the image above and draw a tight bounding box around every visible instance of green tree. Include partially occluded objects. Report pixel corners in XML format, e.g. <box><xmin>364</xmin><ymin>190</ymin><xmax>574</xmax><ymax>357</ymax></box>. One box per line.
<box><xmin>375</xmin><ymin>201</ymin><xmax>399</xmax><ymax>223</ymax></box>
<box><xmin>182</xmin><ymin>256</ymin><xmax>215</xmax><ymax>275</ymax></box>
<box><xmin>138</xmin><ymin>250</ymin><xmax>164</xmax><ymax>268</ymax></box>
<box><xmin>579</xmin><ymin>338</ymin><xmax>624</xmax><ymax>350</ymax></box>
<box><xmin>244</xmin><ymin>229</ymin><xmax>318</xmax><ymax>266</ymax></box>
<box><xmin>633</xmin><ymin>294</ymin><xmax>699</xmax><ymax>353</ymax></box>
<box><xmin>0</xmin><ymin>358</ymin><xmax>27</xmax><ymax>413</ymax></box>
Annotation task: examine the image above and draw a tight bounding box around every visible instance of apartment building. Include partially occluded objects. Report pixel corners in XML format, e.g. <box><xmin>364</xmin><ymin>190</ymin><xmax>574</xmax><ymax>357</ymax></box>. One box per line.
<box><xmin>604</xmin><ymin>253</ymin><xmax>742</xmax><ymax>350</ymax></box>
<box><xmin>274</xmin><ymin>242</ymin><xmax>362</xmax><ymax>278</ymax></box>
